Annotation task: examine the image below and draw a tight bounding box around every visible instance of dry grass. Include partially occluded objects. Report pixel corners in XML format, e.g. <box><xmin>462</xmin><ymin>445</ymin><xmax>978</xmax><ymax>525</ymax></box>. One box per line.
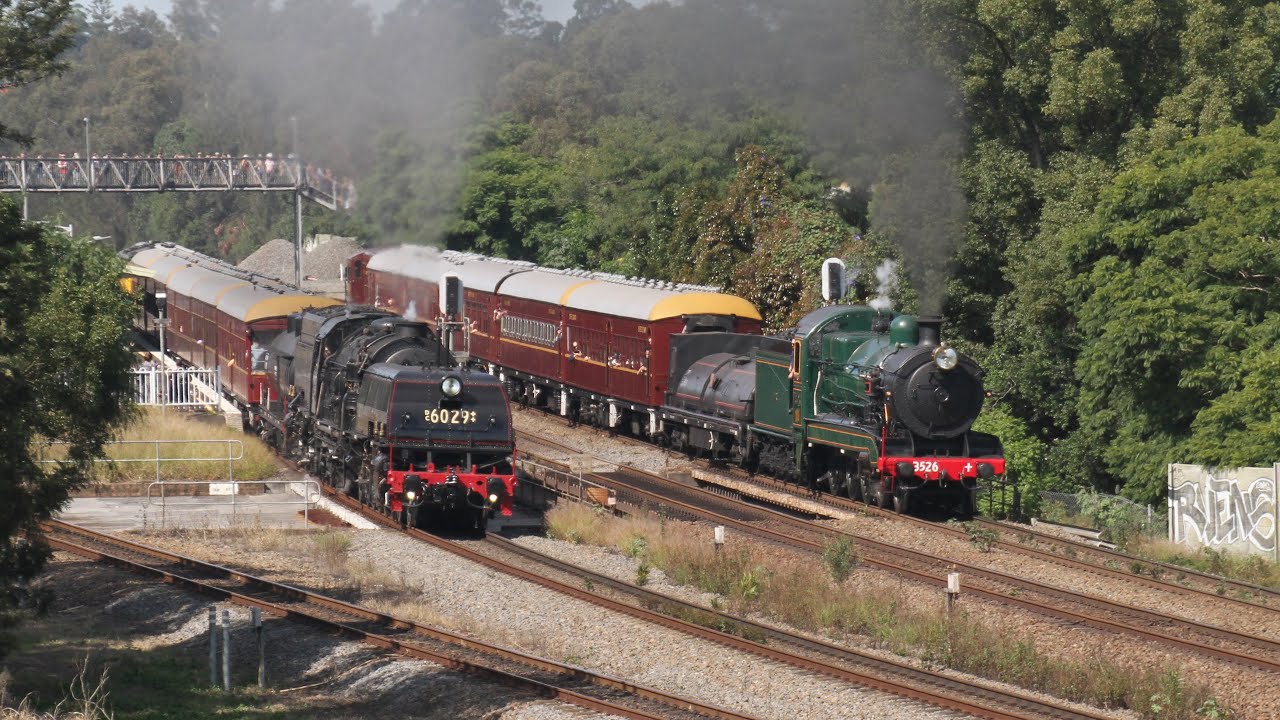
<box><xmin>37</xmin><ymin>408</ymin><xmax>279</xmax><ymax>483</ymax></box>
<box><xmin>1128</xmin><ymin>538</ymin><xmax>1280</xmax><ymax>593</ymax></box>
<box><xmin>0</xmin><ymin>660</ymin><xmax>113</xmax><ymax>720</ymax></box>
<box><xmin>545</xmin><ymin>504</ymin><xmax>1227</xmax><ymax>720</ymax></box>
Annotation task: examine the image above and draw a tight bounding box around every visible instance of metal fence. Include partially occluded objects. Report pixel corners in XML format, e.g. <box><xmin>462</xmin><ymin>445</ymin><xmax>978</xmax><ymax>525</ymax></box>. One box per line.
<box><xmin>130</xmin><ymin>367</ymin><xmax>221</xmax><ymax>407</ymax></box>
<box><xmin>1038</xmin><ymin>490</ymin><xmax>1165</xmax><ymax>542</ymax></box>
<box><xmin>38</xmin><ymin>439</ymin><xmax>244</xmax><ymax>482</ymax></box>
<box><xmin>145</xmin><ymin>479</ymin><xmax>321</xmax><ymax>530</ymax></box>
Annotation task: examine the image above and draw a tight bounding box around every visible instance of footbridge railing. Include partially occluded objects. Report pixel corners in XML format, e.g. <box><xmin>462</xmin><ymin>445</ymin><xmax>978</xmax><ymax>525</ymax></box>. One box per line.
<box><xmin>0</xmin><ymin>155</ymin><xmax>353</xmax><ymax>211</ymax></box>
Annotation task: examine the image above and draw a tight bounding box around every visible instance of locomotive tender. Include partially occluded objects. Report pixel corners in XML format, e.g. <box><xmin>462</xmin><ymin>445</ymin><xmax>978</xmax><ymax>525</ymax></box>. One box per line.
<box><xmin>124</xmin><ymin>242</ymin><xmax>517</xmax><ymax>532</ymax></box>
<box><xmin>348</xmin><ymin>246</ymin><xmax>1006</xmax><ymax>514</ymax></box>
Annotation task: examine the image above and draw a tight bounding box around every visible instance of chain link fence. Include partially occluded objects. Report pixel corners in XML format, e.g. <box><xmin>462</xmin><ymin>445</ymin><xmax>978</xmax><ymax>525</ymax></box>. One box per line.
<box><xmin>1037</xmin><ymin>490</ymin><xmax>1166</xmax><ymax>544</ymax></box>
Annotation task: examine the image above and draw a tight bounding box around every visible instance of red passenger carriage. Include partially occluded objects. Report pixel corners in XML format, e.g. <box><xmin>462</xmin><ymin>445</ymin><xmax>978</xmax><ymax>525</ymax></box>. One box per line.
<box><xmin>126</xmin><ymin>243</ymin><xmax>341</xmax><ymax>413</ymax></box>
<box><xmin>346</xmin><ymin>247</ymin><xmax>761</xmax><ymax>435</ymax></box>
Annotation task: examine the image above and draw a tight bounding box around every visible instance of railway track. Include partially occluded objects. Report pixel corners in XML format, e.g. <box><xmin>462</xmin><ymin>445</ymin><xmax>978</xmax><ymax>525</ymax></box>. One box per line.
<box><xmin>702</xmin><ymin>461</ymin><xmax>1280</xmax><ymax>614</ymax></box>
<box><xmin>515</xmin><ymin>407</ymin><xmax>1280</xmax><ymax>615</ymax></box>
<box><xmin>519</xmin><ymin>414</ymin><xmax>1280</xmax><ymax>615</ymax></box>
<box><xmin>41</xmin><ymin>519</ymin><xmax>752</xmax><ymax>720</ymax></box>
<box><xmin>513</xmin><ymin>427</ymin><xmax>1280</xmax><ymax>676</ymax></box>
<box><xmin>313</xmin><ymin>483</ymin><xmax>1119</xmax><ymax>720</ymax></box>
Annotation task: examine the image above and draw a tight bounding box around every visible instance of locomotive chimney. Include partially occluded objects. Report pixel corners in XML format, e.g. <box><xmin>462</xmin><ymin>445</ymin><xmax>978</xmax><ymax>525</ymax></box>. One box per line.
<box><xmin>396</xmin><ymin>322</ymin><xmax>428</xmax><ymax>340</ymax></box>
<box><xmin>917</xmin><ymin>316</ymin><xmax>943</xmax><ymax>347</ymax></box>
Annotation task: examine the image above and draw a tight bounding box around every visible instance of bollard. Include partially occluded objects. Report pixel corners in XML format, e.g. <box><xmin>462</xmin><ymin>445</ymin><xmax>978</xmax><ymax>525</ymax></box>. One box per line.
<box><xmin>253</xmin><ymin>607</ymin><xmax>265</xmax><ymax>688</ymax></box>
<box><xmin>945</xmin><ymin>572</ymin><xmax>961</xmax><ymax>614</ymax></box>
<box><xmin>221</xmin><ymin>609</ymin><xmax>231</xmax><ymax>691</ymax></box>
<box><xmin>207</xmin><ymin>607</ymin><xmax>217</xmax><ymax>687</ymax></box>
<box><xmin>713</xmin><ymin>525</ymin><xmax>725</xmax><ymax>556</ymax></box>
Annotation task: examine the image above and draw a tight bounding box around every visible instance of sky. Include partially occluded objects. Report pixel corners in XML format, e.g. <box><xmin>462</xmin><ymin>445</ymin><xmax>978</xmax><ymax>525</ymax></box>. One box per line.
<box><xmin>114</xmin><ymin>0</ymin><xmax>582</xmax><ymax>23</ymax></box>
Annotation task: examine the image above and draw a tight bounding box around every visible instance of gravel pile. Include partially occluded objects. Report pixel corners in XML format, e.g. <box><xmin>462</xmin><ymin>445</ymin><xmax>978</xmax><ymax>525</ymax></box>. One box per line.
<box><xmin>238</xmin><ymin>234</ymin><xmax>361</xmax><ymax>297</ymax></box>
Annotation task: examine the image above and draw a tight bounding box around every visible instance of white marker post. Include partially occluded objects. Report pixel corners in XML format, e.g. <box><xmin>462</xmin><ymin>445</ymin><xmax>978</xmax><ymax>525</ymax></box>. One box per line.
<box><xmin>946</xmin><ymin>572</ymin><xmax>961</xmax><ymax>614</ymax></box>
<box><xmin>713</xmin><ymin>525</ymin><xmax>725</xmax><ymax>557</ymax></box>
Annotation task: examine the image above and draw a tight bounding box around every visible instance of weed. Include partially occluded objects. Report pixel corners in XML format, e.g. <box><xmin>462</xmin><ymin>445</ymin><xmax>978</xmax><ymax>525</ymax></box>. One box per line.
<box><xmin>622</xmin><ymin>535</ymin><xmax>649</xmax><ymax>558</ymax></box>
<box><xmin>1195</xmin><ymin>698</ymin><xmax>1238</xmax><ymax>719</ymax></box>
<box><xmin>1216</xmin><ymin>582</ymin><xmax>1226</xmax><ymax>596</ymax></box>
<box><xmin>961</xmin><ymin>522</ymin><xmax>997</xmax><ymax>552</ymax></box>
<box><xmin>635</xmin><ymin>562</ymin><xmax>651</xmax><ymax>586</ymax></box>
<box><xmin>312</xmin><ymin>530</ymin><xmax>353</xmax><ymax>571</ymax></box>
<box><xmin>1130</xmin><ymin>561</ymin><xmax>1146</xmax><ymax>576</ymax></box>
<box><xmin>822</xmin><ymin>536</ymin><xmax>858</xmax><ymax>584</ymax></box>
<box><xmin>735</xmin><ymin>567</ymin><xmax>767</xmax><ymax>600</ymax></box>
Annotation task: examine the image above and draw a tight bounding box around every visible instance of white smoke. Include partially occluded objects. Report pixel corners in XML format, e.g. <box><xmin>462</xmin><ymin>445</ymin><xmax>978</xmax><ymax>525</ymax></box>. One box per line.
<box><xmin>404</xmin><ymin>300</ymin><xmax>418</xmax><ymax>321</ymax></box>
<box><xmin>868</xmin><ymin>260</ymin><xmax>897</xmax><ymax>311</ymax></box>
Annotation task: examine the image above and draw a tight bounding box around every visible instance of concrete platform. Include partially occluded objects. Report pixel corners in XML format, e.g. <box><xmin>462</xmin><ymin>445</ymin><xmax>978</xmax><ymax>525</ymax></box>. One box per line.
<box><xmin>58</xmin><ymin>488</ymin><xmax>321</xmax><ymax>533</ymax></box>
<box><xmin>59</xmin><ymin>487</ymin><xmax>547</xmax><ymax>535</ymax></box>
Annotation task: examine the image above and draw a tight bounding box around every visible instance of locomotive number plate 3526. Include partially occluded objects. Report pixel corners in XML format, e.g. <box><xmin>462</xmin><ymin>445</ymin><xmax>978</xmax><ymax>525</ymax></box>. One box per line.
<box><xmin>424</xmin><ymin>409</ymin><xmax>479</xmax><ymax>425</ymax></box>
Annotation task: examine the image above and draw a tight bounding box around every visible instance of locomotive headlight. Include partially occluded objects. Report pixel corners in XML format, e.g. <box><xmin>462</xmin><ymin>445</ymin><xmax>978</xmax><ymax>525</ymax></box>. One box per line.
<box><xmin>440</xmin><ymin>375</ymin><xmax>463</xmax><ymax>397</ymax></box>
<box><xmin>405</xmin><ymin>490</ymin><xmax>417</xmax><ymax>501</ymax></box>
<box><xmin>488</xmin><ymin>493</ymin><xmax>499</xmax><ymax>504</ymax></box>
<box><xmin>933</xmin><ymin>345</ymin><xmax>959</xmax><ymax>371</ymax></box>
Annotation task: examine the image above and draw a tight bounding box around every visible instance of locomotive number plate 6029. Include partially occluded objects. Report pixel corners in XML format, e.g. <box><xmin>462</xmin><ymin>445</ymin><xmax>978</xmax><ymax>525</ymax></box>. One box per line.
<box><xmin>424</xmin><ymin>409</ymin><xmax>479</xmax><ymax>425</ymax></box>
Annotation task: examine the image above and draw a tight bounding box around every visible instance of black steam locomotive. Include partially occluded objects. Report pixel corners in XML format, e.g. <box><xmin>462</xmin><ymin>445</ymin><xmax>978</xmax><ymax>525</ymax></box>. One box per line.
<box><xmin>258</xmin><ymin>306</ymin><xmax>517</xmax><ymax>533</ymax></box>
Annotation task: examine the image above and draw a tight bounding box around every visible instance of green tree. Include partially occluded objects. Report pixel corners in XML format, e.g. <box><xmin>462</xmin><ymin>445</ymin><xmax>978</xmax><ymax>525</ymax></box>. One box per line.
<box><xmin>1067</xmin><ymin>119</ymin><xmax>1280</xmax><ymax>503</ymax></box>
<box><xmin>0</xmin><ymin>201</ymin><xmax>137</xmax><ymax>657</ymax></box>
<box><xmin>0</xmin><ymin>0</ymin><xmax>76</xmax><ymax>143</ymax></box>
<box><xmin>446</xmin><ymin>118</ymin><xmax>563</xmax><ymax>259</ymax></box>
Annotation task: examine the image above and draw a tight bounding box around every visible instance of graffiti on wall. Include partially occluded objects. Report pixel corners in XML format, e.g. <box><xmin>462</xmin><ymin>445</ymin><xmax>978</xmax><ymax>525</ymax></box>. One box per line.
<box><xmin>1168</xmin><ymin>464</ymin><xmax>1276</xmax><ymax>558</ymax></box>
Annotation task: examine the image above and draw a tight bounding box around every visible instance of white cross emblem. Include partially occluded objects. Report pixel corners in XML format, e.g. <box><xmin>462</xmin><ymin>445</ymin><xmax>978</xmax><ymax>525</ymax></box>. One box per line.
<box><xmin>964</xmin><ymin>462</ymin><xmax>974</xmax><ymax>474</ymax></box>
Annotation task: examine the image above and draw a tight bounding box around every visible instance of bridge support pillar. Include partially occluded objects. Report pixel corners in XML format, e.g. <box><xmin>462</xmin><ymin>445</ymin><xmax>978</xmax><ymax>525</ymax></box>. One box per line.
<box><xmin>293</xmin><ymin>190</ymin><xmax>304</xmax><ymax>287</ymax></box>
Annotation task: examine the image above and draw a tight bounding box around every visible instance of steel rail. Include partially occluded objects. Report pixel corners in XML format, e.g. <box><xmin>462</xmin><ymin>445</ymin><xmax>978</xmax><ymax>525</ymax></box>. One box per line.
<box><xmin>41</xmin><ymin>520</ymin><xmax>749</xmax><ymax>720</ymax></box>
<box><xmin>696</xmin><ymin>459</ymin><xmax>1280</xmax><ymax>617</ymax></box>
<box><xmin>519</xmin><ymin>412</ymin><xmax>1280</xmax><ymax>615</ymax></box>
<box><xmin>515</xmin><ymin>434</ymin><xmax>1280</xmax><ymax>676</ymax></box>
<box><xmin>319</xmin><ymin>486</ymin><xmax>1101</xmax><ymax>720</ymax></box>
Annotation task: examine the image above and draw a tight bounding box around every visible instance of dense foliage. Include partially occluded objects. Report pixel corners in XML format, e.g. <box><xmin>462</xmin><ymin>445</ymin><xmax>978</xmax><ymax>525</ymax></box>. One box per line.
<box><xmin>2</xmin><ymin>0</ymin><xmax>1279</xmax><ymax>505</ymax></box>
<box><xmin>0</xmin><ymin>197</ymin><xmax>137</xmax><ymax>656</ymax></box>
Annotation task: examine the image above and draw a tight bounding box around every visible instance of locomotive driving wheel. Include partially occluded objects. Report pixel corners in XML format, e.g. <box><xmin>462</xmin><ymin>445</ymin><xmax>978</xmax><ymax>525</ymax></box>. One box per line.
<box><xmin>842</xmin><ymin>469</ymin><xmax>860</xmax><ymax>500</ymax></box>
<box><xmin>893</xmin><ymin>490</ymin><xmax>911</xmax><ymax>515</ymax></box>
<box><xmin>872</xmin><ymin>478</ymin><xmax>890</xmax><ymax>509</ymax></box>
